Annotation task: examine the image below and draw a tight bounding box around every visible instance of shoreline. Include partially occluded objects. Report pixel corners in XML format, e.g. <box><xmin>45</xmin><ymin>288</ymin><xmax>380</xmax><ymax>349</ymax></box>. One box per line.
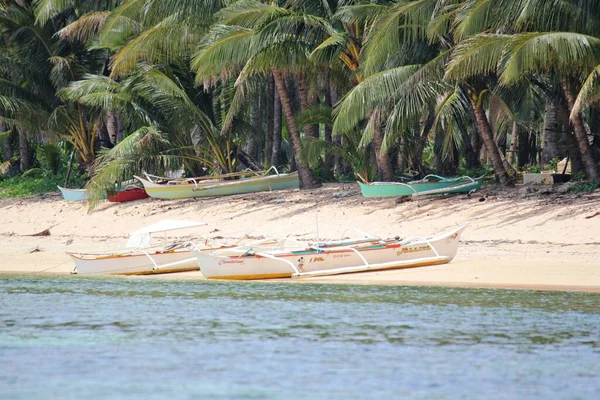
<box><xmin>1</xmin><ymin>183</ymin><xmax>599</xmax><ymax>293</ymax></box>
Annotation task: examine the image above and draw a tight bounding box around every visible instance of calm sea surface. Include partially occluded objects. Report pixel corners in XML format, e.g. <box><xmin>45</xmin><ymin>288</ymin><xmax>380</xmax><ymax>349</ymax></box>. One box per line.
<box><xmin>0</xmin><ymin>276</ymin><xmax>599</xmax><ymax>399</ymax></box>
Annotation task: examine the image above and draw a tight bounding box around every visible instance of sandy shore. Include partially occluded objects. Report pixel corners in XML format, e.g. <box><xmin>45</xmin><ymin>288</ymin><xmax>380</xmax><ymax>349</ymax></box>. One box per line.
<box><xmin>1</xmin><ymin>183</ymin><xmax>599</xmax><ymax>292</ymax></box>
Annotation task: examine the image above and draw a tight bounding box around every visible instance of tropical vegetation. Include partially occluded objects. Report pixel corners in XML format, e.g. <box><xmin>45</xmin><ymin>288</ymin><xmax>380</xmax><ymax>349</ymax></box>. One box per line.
<box><xmin>1</xmin><ymin>0</ymin><xmax>600</xmax><ymax>198</ymax></box>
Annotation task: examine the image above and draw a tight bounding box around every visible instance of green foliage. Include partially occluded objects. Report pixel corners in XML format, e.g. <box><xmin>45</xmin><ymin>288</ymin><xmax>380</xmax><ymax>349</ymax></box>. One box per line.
<box><xmin>0</xmin><ymin>171</ymin><xmax>84</xmax><ymax>199</ymax></box>
<box><xmin>570</xmin><ymin>182</ymin><xmax>600</xmax><ymax>194</ymax></box>
<box><xmin>546</xmin><ymin>157</ymin><xmax>561</xmax><ymax>172</ymax></box>
<box><xmin>36</xmin><ymin>144</ymin><xmax>63</xmax><ymax>173</ymax></box>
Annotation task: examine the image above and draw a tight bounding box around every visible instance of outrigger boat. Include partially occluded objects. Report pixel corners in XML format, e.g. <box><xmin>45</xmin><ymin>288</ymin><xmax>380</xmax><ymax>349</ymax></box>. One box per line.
<box><xmin>194</xmin><ymin>225</ymin><xmax>465</xmax><ymax>280</ymax></box>
<box><xmin>69</xmin><ymin>220</ymin><xmax>207</xmax><ymax>275</ymax></box>
<box><xmin>107</xmin><ymin>186</ymin><xmax>149</xmax><ymax>203</ymax></box>
<box><xmin>69</xmin><ymin>220</ymin><xmax>274</xmax><ymax>275</ymax></box>
<box><xmin>57</xmin><ymin>185</ymin><xmax>88</xmax><ymax>201</ymax></box>
<box><xmin>134</xmin><ymin>167</ymin><xmax>299</xmax><ymax>200</ymax></box>
<box><xmin>358</xmin><ymin>175</ymin><xmax>484</xmax><ymax>197</ymax></box>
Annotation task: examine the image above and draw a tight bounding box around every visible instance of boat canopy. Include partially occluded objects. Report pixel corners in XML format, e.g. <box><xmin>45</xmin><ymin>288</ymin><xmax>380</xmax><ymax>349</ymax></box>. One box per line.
<box><xmin>126</xmin><ymin>220</ymin><xmax>207</xmax><ymax>248</ymax></box>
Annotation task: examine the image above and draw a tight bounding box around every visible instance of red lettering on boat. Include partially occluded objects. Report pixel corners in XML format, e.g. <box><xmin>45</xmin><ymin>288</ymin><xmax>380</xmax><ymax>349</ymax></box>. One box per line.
<box><xmin>219</xmin><ymin>259</ymin><xmax>245</xmax><ymax>265</ymax></box>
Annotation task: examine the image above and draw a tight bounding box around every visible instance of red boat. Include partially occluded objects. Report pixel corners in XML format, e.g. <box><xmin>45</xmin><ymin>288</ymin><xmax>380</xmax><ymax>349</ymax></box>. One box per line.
<box><xmin>108</xmin><ymin>187</ymin><xmax>149</xmax><ymax>203</ymax></box>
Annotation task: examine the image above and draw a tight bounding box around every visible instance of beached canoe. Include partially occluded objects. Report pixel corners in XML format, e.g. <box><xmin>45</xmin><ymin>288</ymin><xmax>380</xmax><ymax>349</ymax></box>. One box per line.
<box><xmin>57</xmin><ymin>185</ymin><xmax>87</xmax><ymax>201</ymax></box>
<box><xmin>358</xmin><ymin>175</ymin><xmax>483</xmax><ymax>197</ymax></box>
<box><xmin>108</xmin><ymin>187</ymin><xmax>149</xmax><ymax>203</ymax></box>
<box><xmin>69</xmin><ymin>220</ymin><xmax>276</xmax><ymax>275</ymax></box>
<box><xmin>134</xmin><ymin>169</ymin><xmax>299</xmax><ymax>200</ymax></box>
<box><xmin>194</xmin><ymin>225</ymin><xmax>465</xmax><ymax>280</ymax></box>
<box><xmin>69</xmin><ymin>220</ymin><xmax>207</xmax><ymax>275</ymax></box>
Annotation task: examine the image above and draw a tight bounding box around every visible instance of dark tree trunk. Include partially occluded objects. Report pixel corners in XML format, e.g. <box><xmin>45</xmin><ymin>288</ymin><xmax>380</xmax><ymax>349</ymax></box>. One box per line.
<box><xmin>97</xmin><ymin>121</ymin><xmax>113</xmax><ymax>149</ymax></box>
<box><xmin>562</xmin><ymin>81</ymin><xmax>600</xmax><ymax>182</ymax></box>
<box><xmin>410</xmin><ymin>113</ymin><xmax>434</xmax><ymax>175</ymax></box>
<box><xmin>516</xmin><ymin>125</ymin><xmax>530</xmax><ymax>168</ymax></box>
<box><xmin>508</xmin><ymin>121</ymin><xmax>518</xmax><ymax>165</ymax></box>
<box><xmin>461</xmin><ymin>127</ymin><xmax>480</xmax><ymax>169</ymax></box>
<box><xmin>322</xmin><ymin>84</ymin><xmax>334</xmax><ymax>180</ymax></box>
<box><xmin>433</xmin><ymin>128</ymin><xmax>458</xmax><ymax>176</ymax></box>
<box><xmin>265</xmin><ymin>75</ymin><xmax>275</xmax><ymax>165</ymax></box>
<box><xmin>541</xmin><ymin>100</ymin><xmax>562</xmax><ymax>166</ymax></box>
<box><xmin>297</xmin><ymin>73</ymin><xmax>318</xmax><ymax>138</ymax></box>
<box><xmin>17</xmin><ymin>127</ymin><xmax>31</xmax><ymax>172</ymax></box>
<box><xmin>106</xmin><ymin>111</ymin><xmax>119</xmax><ymax>145</ymax></box>
<box><xmin>1</xmin><ymin>118</ymin><xmax>10</xmax><ymax>160</ymax></box>
<box><xmin>255</xmin><ymin>86</ymin><xmax>265</xmax><ymax>162</ymax></box>
<box><xmin>371</xmin><ymin>117</ymin><xmax>394</xmax><ymax>181</ymax></box>
<box><xmin>272</xmin><ymin>70</ymin><xmax>321</xmax><ymax>189</ymax></box>
<box><xmin>116</xmin><ymin>115</ymin><xmax>124</xmax><ymax>143</ymax></box>
<box><xmin>468</xmin><ymin>93</ymin><xmax>512</xmax><ymax>185</ymax></box>
<box><xmin>271</xmin><ymin>82</ymin><xmax>282</xmax><ymax>167</ymax></box>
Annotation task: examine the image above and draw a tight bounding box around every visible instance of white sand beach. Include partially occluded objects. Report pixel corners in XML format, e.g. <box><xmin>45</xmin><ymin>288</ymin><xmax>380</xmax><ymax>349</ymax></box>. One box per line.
<box><xmin>1</xmin><ymin>183</ymin><xmax>599</xmax><ymax>292</ymax></box>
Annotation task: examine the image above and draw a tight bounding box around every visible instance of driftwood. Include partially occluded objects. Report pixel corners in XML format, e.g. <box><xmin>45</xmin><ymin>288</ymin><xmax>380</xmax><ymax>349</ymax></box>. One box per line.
<box><xmin>26</xmin><ymin>222</ymin><xmax>61</xmax><ymax>237</ymax></box>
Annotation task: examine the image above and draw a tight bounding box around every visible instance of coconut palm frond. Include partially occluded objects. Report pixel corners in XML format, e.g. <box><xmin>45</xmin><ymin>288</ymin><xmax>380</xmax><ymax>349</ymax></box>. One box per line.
<box><xmin>191</xmin><ymin>24</ymin><xmax>255</xmax><ymax>86</ymax></box>
<box><xmin>109</xmin><ymin>15</ymin><xmax>197</xmax><ymax>78</ymax></box>
<box><xmin>360</xmin><ymin>0</ymin><xmax>437</xmax><ymax>77</ymax></box>
<box><xmin>34</xmin><ymin>0</ymin><xmax>75</xmax><ymax>25</ymax></box>
<box><xmin>58</xmin><ymin>11</ymin><xmax>110</xmax><ymax>43</ymax></box>
<box><xmin>445</xmin><ymin>34</ymin><xmax>511</xmax><ymax>81</ymax></box>
<box><xmin>572</xmin><ymin>63</ymin><xmax>600</xmax><ymax>117</ymax></box>
<box><xmin>333</xmin><ymin>64</ymin><xmax>422</xmax><ymax>135</ymax></box>
<box><xmin>501</xmin><ymin>32</ymin><xmax>600</xmax><ymax>84</ymax></box>
<box><xmin>216</xmin><ymin>0</ymin><xmax>289</xmax><ymax>28</ymax></box>
<box><xmin>296</xmin><ymin>104</ymin><xmax>333</xmax><ymax>128</ymax></box>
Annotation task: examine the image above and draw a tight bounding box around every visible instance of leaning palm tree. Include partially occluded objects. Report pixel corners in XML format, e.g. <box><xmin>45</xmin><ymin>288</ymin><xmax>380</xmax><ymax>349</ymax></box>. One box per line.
<box><xmin>191</xmin><ymin>0</ymin><xmax>325</xmax><ymax>188</ymax></box>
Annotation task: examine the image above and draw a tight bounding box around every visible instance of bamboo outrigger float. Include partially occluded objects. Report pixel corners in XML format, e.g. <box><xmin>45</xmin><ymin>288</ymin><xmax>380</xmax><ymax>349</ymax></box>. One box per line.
<box><xmin>194</xmin><ymin>225</ymin><xmax>465</xmax><ymax>280</ymax></box>
<box><xmin>134</xmin><ymin>167</ymin><xmax>299</xmax><ymax>200</ymax></box>
<box><xmin>357</xmin><ymin>175</ymin><xmax>484</xmax><ymax>197</ymax></box>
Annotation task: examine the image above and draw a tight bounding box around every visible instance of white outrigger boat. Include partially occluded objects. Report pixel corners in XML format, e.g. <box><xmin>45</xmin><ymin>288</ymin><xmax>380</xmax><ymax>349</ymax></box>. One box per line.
<box><xmin>69</xmin><ymin>220</ymin><xmax>274</xmax><ymax>276</ymax></box>
<box><xmin>69</xmin><ymin>220</ymin><xmax>209</xmax><ymax>275</ymax></box>
<box><xmin>194</xmin><ymin>225</ymin><xmax>465</xmax><ymax>280</ymax></box>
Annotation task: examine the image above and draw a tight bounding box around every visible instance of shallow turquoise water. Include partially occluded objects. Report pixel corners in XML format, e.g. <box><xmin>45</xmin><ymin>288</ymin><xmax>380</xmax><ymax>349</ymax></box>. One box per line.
<box><xmin>0</xmin><ymin>276</ymin><xmax>599</xmax><ymax>399</ymax></box>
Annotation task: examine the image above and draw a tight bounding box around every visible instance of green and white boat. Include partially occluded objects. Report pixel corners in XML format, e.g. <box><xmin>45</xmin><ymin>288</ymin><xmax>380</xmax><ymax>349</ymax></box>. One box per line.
<box><xmin>135</xmin><ymin>168</ymin><xmax>299</xmax><ymax>200</ymax></box>
<box><xmin>358</xmin><ymin>174</ymin><xmax>484</xmax><ymax>197</ymax></box>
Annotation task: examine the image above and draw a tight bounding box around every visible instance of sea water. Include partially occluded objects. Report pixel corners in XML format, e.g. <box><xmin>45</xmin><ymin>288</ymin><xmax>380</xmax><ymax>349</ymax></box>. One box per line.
<box><xmin>0</xmin><ymin>276</ymin><xmax>598</xmax><ymax>399</ymax></box>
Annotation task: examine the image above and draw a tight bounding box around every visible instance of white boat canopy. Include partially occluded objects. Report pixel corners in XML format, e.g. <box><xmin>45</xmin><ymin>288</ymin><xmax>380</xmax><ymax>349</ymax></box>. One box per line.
<box><xmin>126</xmin><ymin>220</ymin><xmax>207</xmax><ymax>248</ymax></box>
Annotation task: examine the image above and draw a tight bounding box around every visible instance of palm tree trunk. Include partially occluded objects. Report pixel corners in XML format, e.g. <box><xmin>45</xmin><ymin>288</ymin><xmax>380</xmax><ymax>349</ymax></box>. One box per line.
<box><xmin>17</xmin><ymin>127</ymin><xmax>31</xmax><ymax>172</ymax></box>
<box><xmin>271</xmin><ymin>82</ymin><xmax>282</xmax><ymax>167</ymax></box>
<box><xmin>272</xmin><ymin>70</ymin><xmax>321</xmax><ymax>189</ymax></box>
<box><xmin>1</xmin><ymin>118</ymin><xmax>9</xmax><ymax>160</ymax></box>
<box><xmin>461</xmin><ymin>127</ymin><xmax>480</xmax><ymax>169</ymax></box>
<box><xmin>507</xmin><ymin>121</ymin><xmax>518</xmax><ymax>165</ymax></box>
<box><xmin>562</xmin><ymin>82</ymin><xmax>600</xmax><ymax>182</ymax></box>
<box><xmin>371</xmin><ymin>121</ymin><xmax>394</xmax><ymax>181</ymax></box>
<box><xmin>106</xmin><ymin>111</ymin><xmax>119</xmax><ymax>145</ymax></box>
<box><xmin>297</xmin><ymin>73</ymin><xmax>318</xmax><ymax>138</ymax></box>
<box><xmin>322</xmin><ymin>84</ymin><xmax>334</xmax><ymax>180</ymax></box>
<box><xmin>541</xmin><ymin>100</ymin><xmax>562</xmax><ymax>166</ymax></box>
<box><xmin>468</xmin><ymin>94</ymin><xmax>512</xmax><ymax>185</ymax></box>
<box><xmin>265</xmin><ymin>75</ymin><xmax>274</xmax><ymax>165</ymax></box>
<box><xmin>517</xmin><ymin>125</ymin><xmax>529</xmax><ymax>168</ymax></box>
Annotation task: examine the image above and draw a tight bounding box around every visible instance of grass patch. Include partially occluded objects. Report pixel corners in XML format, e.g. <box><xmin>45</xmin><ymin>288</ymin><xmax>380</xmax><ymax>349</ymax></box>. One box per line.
<box><xmin>0</xmin><ymin>173</ymin><xmax>84</xmax><ymax>199</ymax></box>
<box><xmin>570</xmin><ymin>182</ymin><xmax>600</xmax><ymax>194</ymax></box>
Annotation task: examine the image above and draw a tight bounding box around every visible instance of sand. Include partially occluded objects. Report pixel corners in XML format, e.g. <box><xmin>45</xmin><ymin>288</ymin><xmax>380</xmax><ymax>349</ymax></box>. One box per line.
<box><xmin>0</xmin><ymin>183</ymin><xmax>599</xmax><ymax>292</ymax></box>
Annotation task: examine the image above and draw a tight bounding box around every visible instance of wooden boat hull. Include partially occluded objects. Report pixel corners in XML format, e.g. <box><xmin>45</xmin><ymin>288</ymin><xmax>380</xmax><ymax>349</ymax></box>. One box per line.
<box><xmin>136</xmin><ymin>172</ymin><xmax>299</xmax><ymax>200</ymax></box>
<box><xmin>108</xmin><ymin>188</ymin><xmax>149</xmax><ymax>203</ymax></box>
<box><xmin>196</xmin><ymin>226</ymin><xmax>465</xmax><ymax>280</ymax></box>
<box><xmin>57</xmin><ymin>185</ymin><xmax>87</xmax><ymax>201</ymax></box>
<box><xmin>70</xmin><ymin>249</ymin><xmax>199</xmax><ymax>275</ymax></box>
<box><xmin>358</xmin><ymin>178</ymin><xmax>482</xmax><ymax>197</ymax></box>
